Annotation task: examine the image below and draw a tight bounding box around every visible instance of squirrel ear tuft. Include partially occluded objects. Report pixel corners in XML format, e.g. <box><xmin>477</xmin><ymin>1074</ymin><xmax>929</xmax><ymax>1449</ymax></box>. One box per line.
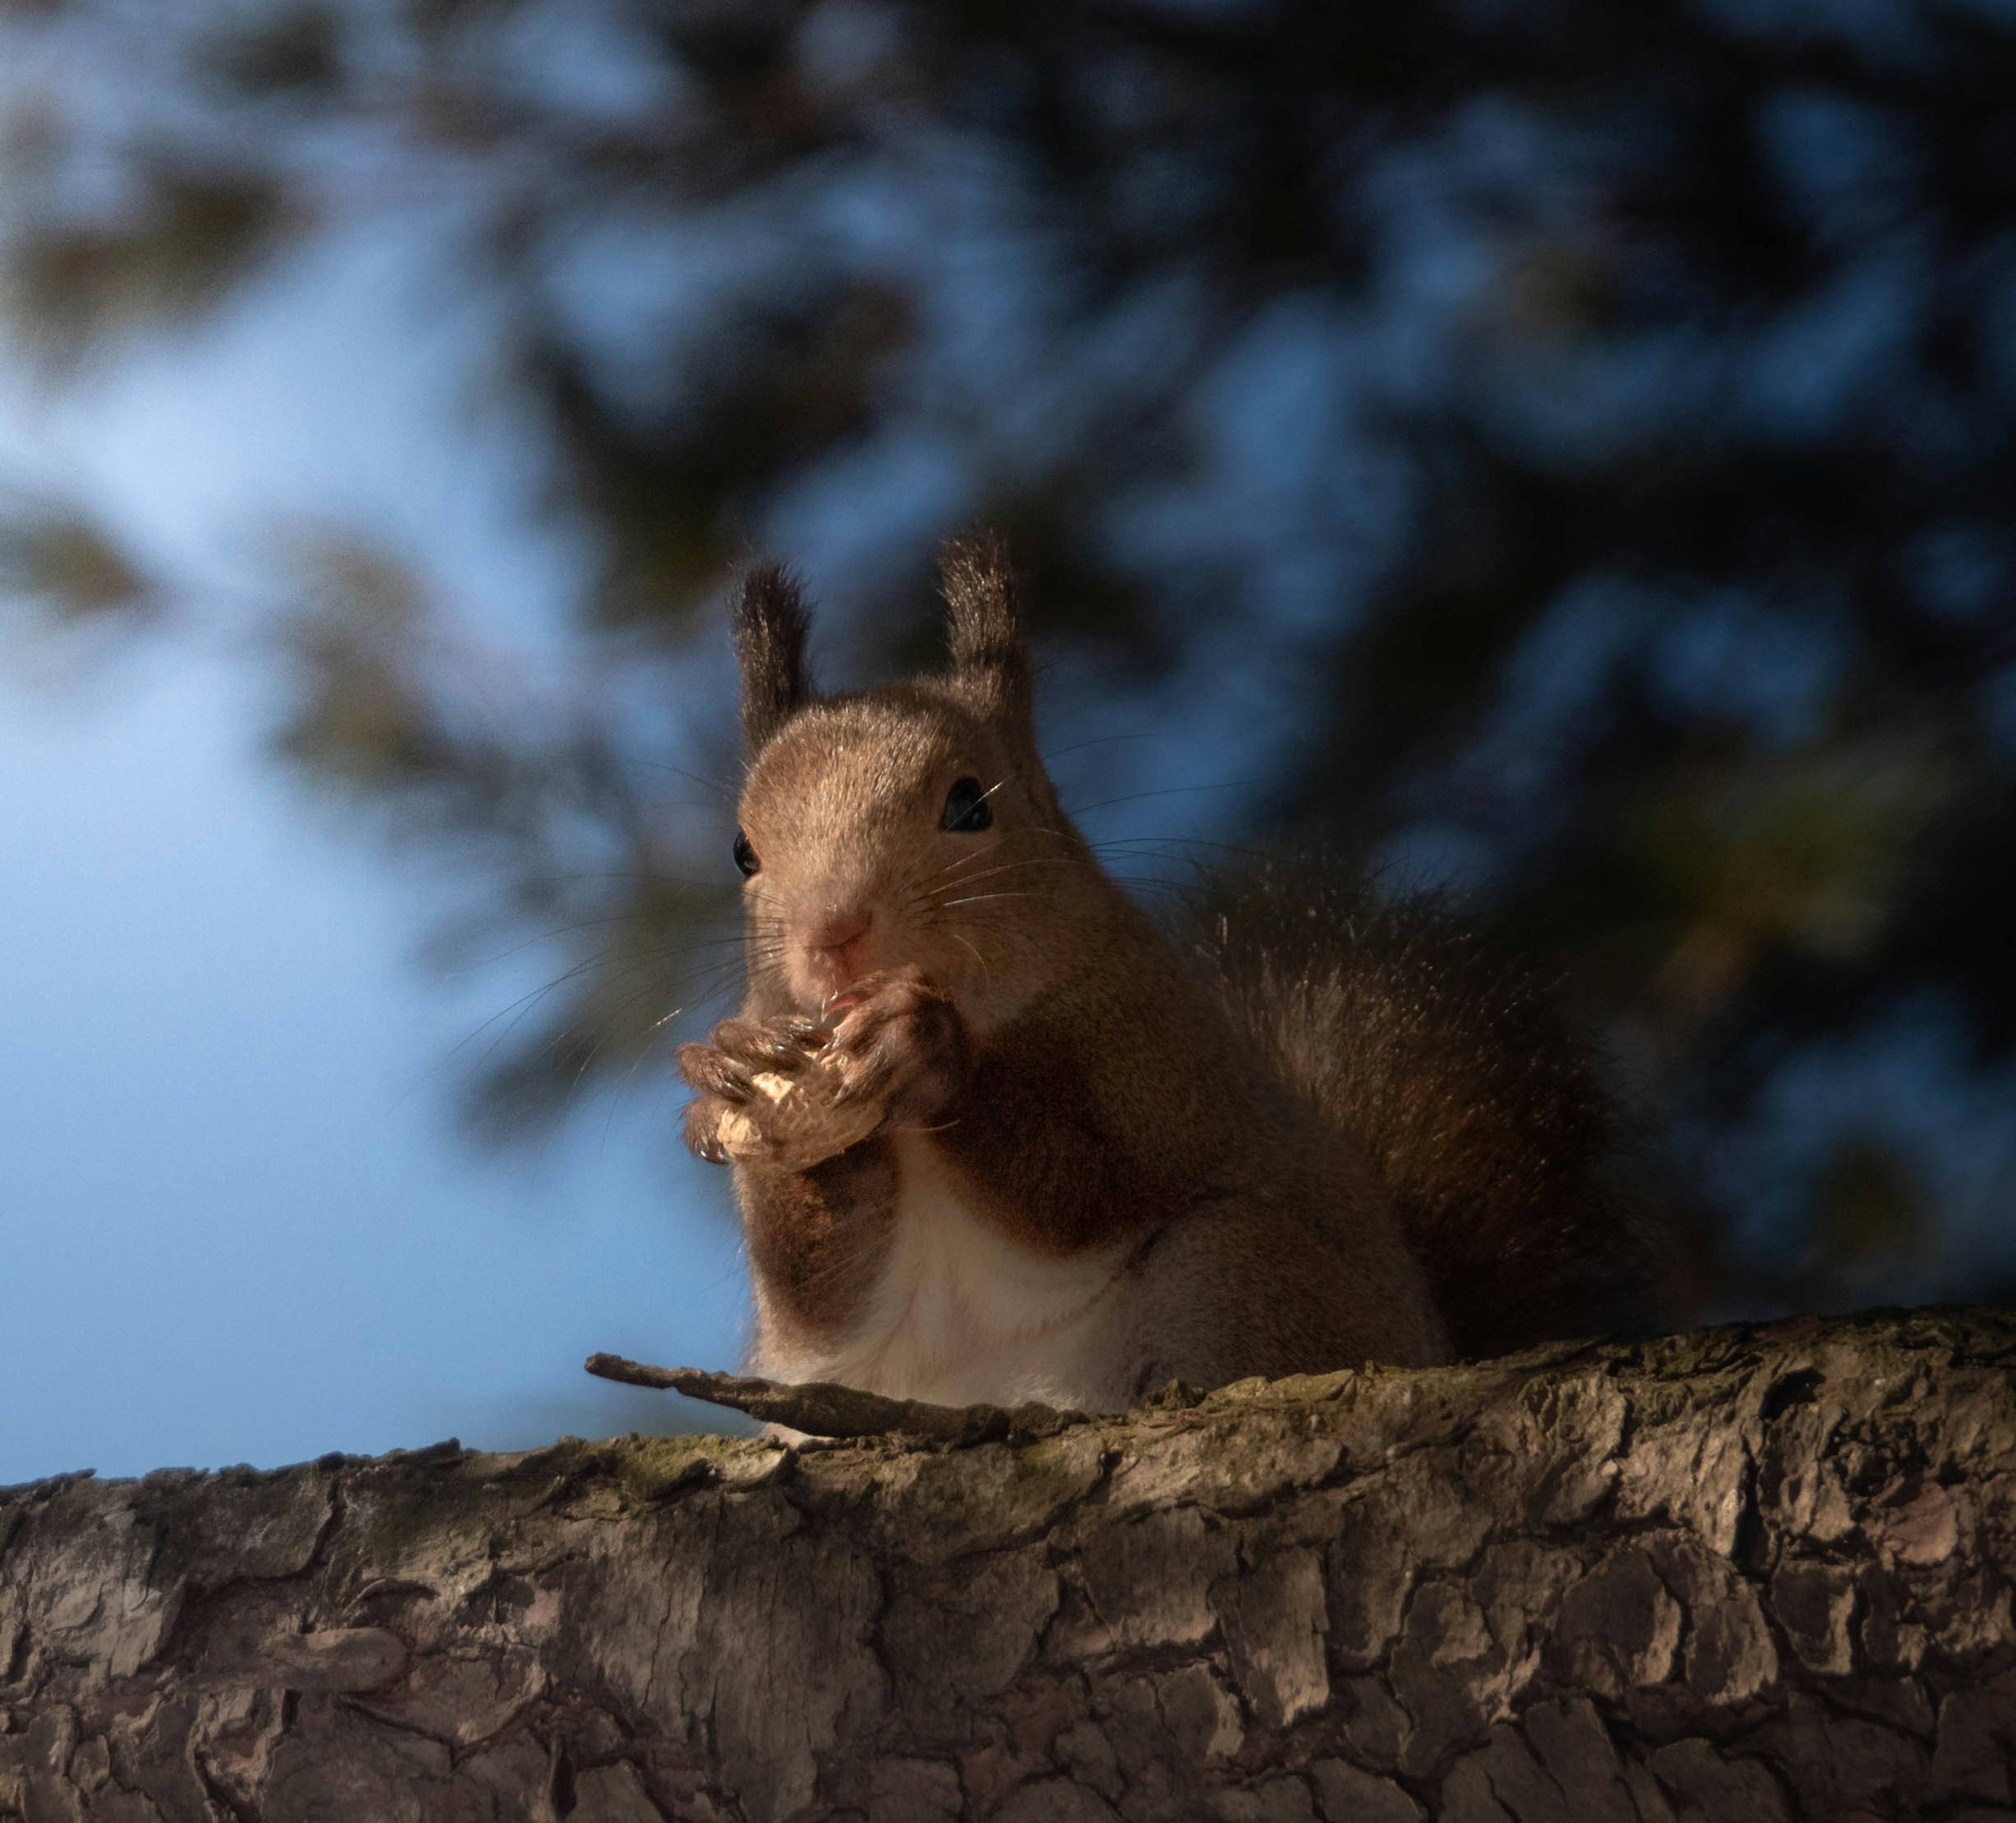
<box><xmin>940</xmin><ymin>532</ymin><xmax>1032</xmax><ymax>729</ymax></box>
<box><xmin>733</xmin><ymin>561</ymin><xmax>814</xmax><ymax>750</ymax></box>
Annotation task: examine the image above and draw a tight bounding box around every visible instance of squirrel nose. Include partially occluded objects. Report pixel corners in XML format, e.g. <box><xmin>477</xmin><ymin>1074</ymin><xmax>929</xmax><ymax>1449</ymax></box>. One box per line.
<box><xmin>808</xmin><ymin>907</ymin><xmax>872</xmax><ymax>953</ymax></box>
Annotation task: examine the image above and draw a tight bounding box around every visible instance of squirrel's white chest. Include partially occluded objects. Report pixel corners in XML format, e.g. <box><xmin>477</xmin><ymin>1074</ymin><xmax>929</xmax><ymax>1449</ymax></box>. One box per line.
<box><xmin>757</xmin><ymin>1135</ymin><xmax>1131</xmax><ymax>1410</ymax></box>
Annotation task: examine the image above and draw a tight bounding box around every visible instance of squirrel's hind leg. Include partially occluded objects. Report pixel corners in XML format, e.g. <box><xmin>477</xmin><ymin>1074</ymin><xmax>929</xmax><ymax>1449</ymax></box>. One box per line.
<box><xmin>1115</xmin><ymin>1198</ymin><xmax>1452</xmax><ymax>1395</ymax></box>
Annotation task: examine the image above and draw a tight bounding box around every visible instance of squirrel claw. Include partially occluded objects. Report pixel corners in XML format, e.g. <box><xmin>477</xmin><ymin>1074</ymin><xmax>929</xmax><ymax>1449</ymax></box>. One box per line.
<box><xmin>821</xmin><ymin>970</ymin><xmax>970</xmax><ymax>1123</ymax></box>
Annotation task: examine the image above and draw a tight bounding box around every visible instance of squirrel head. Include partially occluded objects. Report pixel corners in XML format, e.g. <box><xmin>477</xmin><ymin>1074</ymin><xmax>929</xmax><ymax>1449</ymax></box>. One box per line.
<box><xmin>730</xmin><ymin>535</ymin><xmax>1109</xmax><ymax>1032</ymax></box>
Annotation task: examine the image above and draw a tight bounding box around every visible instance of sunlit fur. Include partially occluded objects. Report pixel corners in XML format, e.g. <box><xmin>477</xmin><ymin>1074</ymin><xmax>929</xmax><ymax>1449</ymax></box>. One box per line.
<box><xmin>736</xmin><ymin>684</ymin><xmax>1089</xmax><ymax>1034</ymax></box>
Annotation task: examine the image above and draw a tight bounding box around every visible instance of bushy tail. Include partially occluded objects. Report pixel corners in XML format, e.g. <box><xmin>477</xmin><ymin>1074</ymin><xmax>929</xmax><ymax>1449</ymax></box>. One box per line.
<box><xmin>1193</xmin><ymin>866</ymin><xmax>1667</xmax><ymax>1360</ymax></box>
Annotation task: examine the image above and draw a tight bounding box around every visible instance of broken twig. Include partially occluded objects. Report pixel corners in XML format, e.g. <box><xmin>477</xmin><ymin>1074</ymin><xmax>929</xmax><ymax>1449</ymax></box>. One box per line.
<box><xmin>583</xmin><ymin>1354</ymin><xmax>1088</xmax><ymax>1443</ymax></box>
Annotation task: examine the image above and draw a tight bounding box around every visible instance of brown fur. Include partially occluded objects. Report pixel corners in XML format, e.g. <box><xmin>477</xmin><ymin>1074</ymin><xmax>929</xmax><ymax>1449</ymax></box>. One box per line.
<box><xmin>678</xmin><ymin>538</ymin><xmax>1653</xmax><ymax>1405</ymax></box>
<box><xmin>739</xmin><ymin>1146</ymin><xmax>901</xmax><ymax>1336</ymax></box>
<box><xmin>1197</xmin><ymin>869</ymin><xmax>1663</xmax><ymax>1360</ymax></box>
<box><xmin>733</xmin><ymin>562</ymin><xmax>813</xmax><ymax>749</ymax></box>
<box><xmin>939</xmin><ymin>531</ymin><xmax>1032</xmax><ymax>732</ymax></box>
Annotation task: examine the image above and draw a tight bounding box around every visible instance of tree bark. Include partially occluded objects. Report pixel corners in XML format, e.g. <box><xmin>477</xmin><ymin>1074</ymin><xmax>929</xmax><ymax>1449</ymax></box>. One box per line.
<box><xmin>5</xmin><ymin>1309</ymin><xmax>2014</xmax><ymax>1822</ymax></box>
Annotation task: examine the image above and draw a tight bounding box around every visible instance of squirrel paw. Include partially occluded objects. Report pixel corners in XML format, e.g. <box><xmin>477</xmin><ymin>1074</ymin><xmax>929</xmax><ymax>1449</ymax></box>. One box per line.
<box><xmin>822</xmin><ymin>967</ymin><xmax>970</xmax><ymax>1125</ymax></box>
<box><xmin>675</xmin><ymin>973</ymin><xmax>970</xmax><ymax>1170</ymax></box>
<box><xmin>676</xmin><ymin>1014</ymin><xmax>880</xmax><ymax>1172</ymax></box>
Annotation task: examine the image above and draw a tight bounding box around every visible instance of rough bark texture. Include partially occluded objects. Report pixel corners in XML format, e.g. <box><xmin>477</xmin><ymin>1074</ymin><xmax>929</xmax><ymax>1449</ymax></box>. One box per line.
<box><xmin>5</xmin><ymin>1310</ymin><xmax>2015</xmax><ymax>1822</ymax></box>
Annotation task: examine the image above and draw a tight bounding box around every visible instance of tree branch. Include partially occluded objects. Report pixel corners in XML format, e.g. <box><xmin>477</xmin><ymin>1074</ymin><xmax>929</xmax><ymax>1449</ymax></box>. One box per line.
<box><xmin>6</xmin><ymin>1310</ymin><xmax>2014</xmax><ymax>1822</ymax></box>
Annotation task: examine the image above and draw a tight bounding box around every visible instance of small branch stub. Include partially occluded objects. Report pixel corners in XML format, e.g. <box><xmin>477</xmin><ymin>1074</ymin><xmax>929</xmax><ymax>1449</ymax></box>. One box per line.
<box><xmin>582</xmin><ymin>1353</ymin><xmax>1089</xmax><ymax>1443</ymax></box>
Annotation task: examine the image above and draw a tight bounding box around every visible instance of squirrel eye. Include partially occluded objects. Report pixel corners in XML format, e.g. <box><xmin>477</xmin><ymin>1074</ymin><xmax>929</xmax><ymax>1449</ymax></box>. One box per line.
<box><xmin>941</xmin><ymin>776</ymin><xmax>993</xmax><ymax>833</ymax></box>
<box><xmin>732</xmin><ymin>830</ymin><xmax>759</xmax><ymax>876</ymax></box>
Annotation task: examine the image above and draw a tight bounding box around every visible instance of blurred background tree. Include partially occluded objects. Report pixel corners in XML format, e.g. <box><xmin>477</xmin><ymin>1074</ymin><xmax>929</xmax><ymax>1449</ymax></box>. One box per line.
<box><xmin>4</xmin><ymin>0</ymin><xmax>2014</xmax><ymax>1321</ymax></box>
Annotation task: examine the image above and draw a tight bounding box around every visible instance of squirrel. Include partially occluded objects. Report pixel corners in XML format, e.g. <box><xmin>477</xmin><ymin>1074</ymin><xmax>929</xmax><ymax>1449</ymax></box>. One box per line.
<box><xmin>675</xmin><ymin>536</ymin><xmax>1661</xmax><ymax>1411</ymax></box>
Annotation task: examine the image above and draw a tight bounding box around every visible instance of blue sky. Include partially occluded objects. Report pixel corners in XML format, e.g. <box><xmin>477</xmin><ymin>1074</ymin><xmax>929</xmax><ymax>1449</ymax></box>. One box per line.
<box><xmin>0</xmin><ymin>226</ymin><xmax>750</xmax><ymax>1487</ymax></box>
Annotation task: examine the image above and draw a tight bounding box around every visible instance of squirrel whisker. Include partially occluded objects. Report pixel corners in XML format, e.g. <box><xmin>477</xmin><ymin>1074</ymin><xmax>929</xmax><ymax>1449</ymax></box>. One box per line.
<box><xmin>950</xmin><ymin>932</ymin><xmax>991</xmax><ymax>988</ymax></box>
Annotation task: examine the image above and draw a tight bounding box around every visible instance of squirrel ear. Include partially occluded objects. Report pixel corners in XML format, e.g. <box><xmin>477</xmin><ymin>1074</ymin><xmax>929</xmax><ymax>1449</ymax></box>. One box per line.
<box><xmin>940</xmin><ymin>532</ymin><xmax>1032</xmax><ymax>731</ymax></box>
<box><xmin>733</xmin><ymin>561</ymin><xmax>814</xmax><ymax>750</ymax></box>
